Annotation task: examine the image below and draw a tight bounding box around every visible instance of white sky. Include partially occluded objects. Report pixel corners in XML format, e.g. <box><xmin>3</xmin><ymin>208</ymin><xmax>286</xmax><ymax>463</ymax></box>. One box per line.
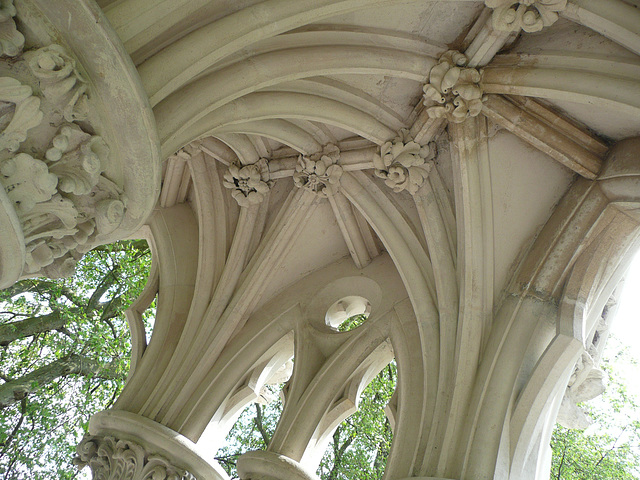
<box><xmin>609</xmin><ymin>251</ymin><xmax>640</xmax><ymax>395</ymax></box>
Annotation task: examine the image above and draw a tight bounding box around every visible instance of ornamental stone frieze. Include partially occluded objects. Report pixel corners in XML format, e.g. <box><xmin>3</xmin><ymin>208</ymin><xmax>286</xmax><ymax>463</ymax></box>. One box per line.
<box><xmin>75</xmin><ymin>435</ymin><xmax>196</xmax><ymax>480</ymax></box>
<box><xmin>423</xmin><ymin>50</ymin><xmax>485</xmax><ymax>124</ymax></box>
<box><xmin>486</xmin><ymin>0</ymin><xmax>567</xmax><ymax>33</ymax></box>
<box><xmin>293</xmin><ymin>143</ymin><xmax>342</xmax><ymax>197</ymax></box>
<box><xmin>0</xmin><ymin>0</ymin><xmax>160</xmax><ymax>288</ymax></box>
<box><xmin>223</xmin><ymin>158</ymin><xmax>272</xmax><ymax>207</ymax></box>
<box><xmin>373</xmin><ymin>129</ymin><xmax>436</xmax><ymax>195</ymax></box>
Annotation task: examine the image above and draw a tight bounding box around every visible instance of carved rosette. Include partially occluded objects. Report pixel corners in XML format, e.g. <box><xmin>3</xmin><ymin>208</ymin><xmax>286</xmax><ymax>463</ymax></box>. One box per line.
<box><xmin>223</xmin><ymin>158</ymin><xmax>271</xmax><ymax>207</ymax></box>
<box><xmin>423</xmin><ymin>51</ymin><xmax>485</xmax><ymax>124</ymax></box>
<box><xmin>293</xmin><ymin>144</ymin><xmax>342</xmax><ymax>197</ymax></box>
<box><xmin>0</xmin><ymin>43</ymin><xmax>126</xmax><ymax>279</ymax></box>
<box><xmin>486</xmin><ymin>0</ymin><xmax>567</xmax><ymax>33</ymax></box>
<box><xmin>74</xmin><ymin>435</ymin><xmax>196</xmax><ymax>480</ymax></box>
<box><xmin>373</xmin><ymin>129</ymin><xmax>436</xmax><ymax>195</ymax></box>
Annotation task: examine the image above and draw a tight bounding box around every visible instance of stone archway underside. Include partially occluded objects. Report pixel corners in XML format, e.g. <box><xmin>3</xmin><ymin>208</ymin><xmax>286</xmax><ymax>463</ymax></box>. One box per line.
<box><xmin>8</xmin><ymin>1</ymin><xmax>640</xmax><ymax>479</ymax></box>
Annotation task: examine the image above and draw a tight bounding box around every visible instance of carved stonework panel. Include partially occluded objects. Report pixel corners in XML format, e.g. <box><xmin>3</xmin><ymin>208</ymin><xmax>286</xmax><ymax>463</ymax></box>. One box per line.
<box><xmin>223</xmin><ymin>157</ymin><xmax>271</xmax><ymax>207</ymax></box>
<box><xmin>486</xmin><ymin>0</ymin><xmax>567</xmax><ymax>33</ymax></box>
<box><xmin>74</xmin><ymin>435</ymin><xmax>196</xmax><ymax>480</ymax></box>
<box><xmin>293</xmin><ymin>143</ymin><xmax>342</xmax><ymax>197</ymax></box>
<box><xmin>423</xmin><ymin>50</ymin><xmax>485</xmax><ymax>124</ymax></box>
<box><xmin>373</xmin><ymin>129</ymin><xmax>436</xmax><ymax>195</ymax></box>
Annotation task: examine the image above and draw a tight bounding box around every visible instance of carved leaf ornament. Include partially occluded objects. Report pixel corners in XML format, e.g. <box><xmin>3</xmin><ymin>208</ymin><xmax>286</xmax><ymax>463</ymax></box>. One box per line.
<box><xmin>0</xmin><ymin>0</ymin><xmax>24</xmax><ymax>57</ymax></box>
<box><xmin>423</xmin><ymin>51</ymin><xmax>485</xmax><ymax>124</ymax></box>
<box><xmin>373</xmin><ymin>129</ymin><xmax>436</xmax><ymax>195</ymax></box>
<box><xmin>293</xmin><ymin>143</ymin><xmax>342</xmax><ymax>197</ymax></box>
<box><xmin>74</xmin><ymin>435</ymin><xmax>196</xmax><ymax>480</ymax></box>
<box><xmin>0</xmin><ymin>77</ymin><xmax>44</xmax><ymax>152</ymax></box>
<box><xmin>486</xmin><ymin>0</ymin><xmax>567</xmax><ymax>33</ymax></box>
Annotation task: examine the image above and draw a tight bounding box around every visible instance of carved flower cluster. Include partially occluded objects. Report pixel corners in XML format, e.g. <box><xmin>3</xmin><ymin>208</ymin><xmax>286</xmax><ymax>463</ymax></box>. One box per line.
<box><xmin>0</xmin><ymin>44</ymin><xmax>125</xmax><ymax>279</ymax></box>
<box><xmin>223</xmin><ymin>158</ymin><xmax>271</xmax><ymax>207</ymax></box>
<box><xmin>373</xmin><ymin>129</ymin><xmax>436</xmax><ymax>195</ymax></box>
<box><xmin>74</xmin><ymin>435</ymin><xmax>196</xmax><ymax>480</ymax></box>
<box><xmin>423</xmin><ymin>50</ymin><xmax>485</xmax><ymax>124</ymax></box>
<box><xmin>486</xmin><ymin>0</ymin><xmax>567</xmax><ymax>33</ymax></box>
<box><xmin>293</xmin><ymin>144</ymin><xmax>342</xmax><ymax>197</ymax></box>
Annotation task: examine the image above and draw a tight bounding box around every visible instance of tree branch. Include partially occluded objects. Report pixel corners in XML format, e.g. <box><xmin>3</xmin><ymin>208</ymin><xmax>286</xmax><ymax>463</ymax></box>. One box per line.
<box><xmin>0</xmin><ymin>397</ymin><xmax>27</xmax><ymax>457</ymax></box>
<box><xmin>0</xmin><ymin>354</ymin><xmax>121</xmax><ymax>408</ymax></box>
<box><xmin>0</xmin><ymin>311</ymin><xmax>65</xmax><ymax>346</ymax></box>
<box><xmin>254</xmin><ymin>403</ymin><xmax>271</xmax><ymax>447</ymax></box>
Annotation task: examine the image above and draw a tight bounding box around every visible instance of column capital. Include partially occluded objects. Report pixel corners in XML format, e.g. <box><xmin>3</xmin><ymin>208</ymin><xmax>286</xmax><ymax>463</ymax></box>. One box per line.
<box><xmin>0</xmin><ymin>0</ymin><xmax>160</xmax><ymax>287</ymax></box>
<box><xmin>237</xmin><ymin>451</ymin><xmax>320</xmax><ymax>480</ymax></box>
<box><xmin>76</xmin><ymin>410</ymin><xmax>227</xmax><ymax>480</ymax></box>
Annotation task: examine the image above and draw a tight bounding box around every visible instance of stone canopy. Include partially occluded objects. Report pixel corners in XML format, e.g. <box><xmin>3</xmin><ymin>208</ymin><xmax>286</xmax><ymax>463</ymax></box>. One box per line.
<box><xmin>1</xmin><ymin>1</ymin><xmax>640</xmax><ymax>479</ymax></box>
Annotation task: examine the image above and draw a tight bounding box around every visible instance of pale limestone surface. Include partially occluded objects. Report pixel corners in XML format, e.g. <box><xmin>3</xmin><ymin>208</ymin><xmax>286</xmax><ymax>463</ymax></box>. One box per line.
<box><xmin>2</xmin><ymin>1</ymin><xmax>640</xmax><ymax>479</ymax></box>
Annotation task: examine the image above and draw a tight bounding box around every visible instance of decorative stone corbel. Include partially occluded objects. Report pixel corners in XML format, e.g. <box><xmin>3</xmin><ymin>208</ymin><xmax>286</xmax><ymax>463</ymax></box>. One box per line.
<box><xmin>74</xmin><ymin>435</ymin><xmax>196</xmax><ymax>480</ymax></box>
<box><xmin>223</xmin><ymin>157</ymin><xmax>272</xmax><ymax>207</ymax></box>
<box><xmin>293</xmin><ymin>143</ymin><xmax>342</xmax><ymax>197</ymax></box>
<box><xmin>423</xmin><ymin>51</ymin><xmax>485</xmax><ymax>124</ymax></box>
<box><xmin>485</xmin><ymin>0</ymin><xmax>567</xmax><ymax>33</ymax></box>
<box><xmin>373</xmin><ymin>129</ymin><xmax>436</xmax><ymax>195</ymax></box>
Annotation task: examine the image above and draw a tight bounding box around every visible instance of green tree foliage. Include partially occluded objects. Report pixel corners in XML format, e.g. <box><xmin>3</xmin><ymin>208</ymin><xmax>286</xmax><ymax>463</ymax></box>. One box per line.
<box><xmin>0</xmin><ymin>241</ymin><xmax>152</xmax><ymax>480</ymax></box>
<box><xmin>550</xmin><ymin>342</ymin><xmax>640</xmax><ymax>479</ymax></box>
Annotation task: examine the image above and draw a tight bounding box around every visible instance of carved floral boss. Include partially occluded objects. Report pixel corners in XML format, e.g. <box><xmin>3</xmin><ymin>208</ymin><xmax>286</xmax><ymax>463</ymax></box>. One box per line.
<box><xmin>423</xmin><ymin>50</ymin><xmax>485</xmax><ymax>124</ymax></box>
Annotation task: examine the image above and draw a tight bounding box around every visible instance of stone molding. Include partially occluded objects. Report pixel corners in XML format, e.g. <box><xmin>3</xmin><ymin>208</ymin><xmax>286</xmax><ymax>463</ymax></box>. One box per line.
<box><xmin>293</xmin><ymin>143</ymin><xmax>342</xmax><ymax>197</ymax></box>
<box><xmin>373</xmin><ymin>129</ymin><xmax>436</xmax><ymax>195</ymax></box>
<box><xmin>486</xmin><ymin>0</ymin><xmax>567</xmax><ymax>33</ymax></box>
<box><xmin>223</xmin><ymin>158</ymin><xmax>271</xmax><ymax>207</ymax></box>
<box><xmin>423</xmin><ymin>51</ymin><xmax>485</xmax><ymax>124</ymax></box>
<box><xmin>75</xmin><ymin>434</ymin><xmax>196</xmax><ymax>480</ymax></box>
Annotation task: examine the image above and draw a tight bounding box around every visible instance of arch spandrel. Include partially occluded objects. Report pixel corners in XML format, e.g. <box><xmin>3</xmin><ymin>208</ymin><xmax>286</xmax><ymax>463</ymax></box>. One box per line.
<box><xmin>3</xmin><ymin>2</ymin><xmax>640</xmax><ymax>480</ymax></box>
